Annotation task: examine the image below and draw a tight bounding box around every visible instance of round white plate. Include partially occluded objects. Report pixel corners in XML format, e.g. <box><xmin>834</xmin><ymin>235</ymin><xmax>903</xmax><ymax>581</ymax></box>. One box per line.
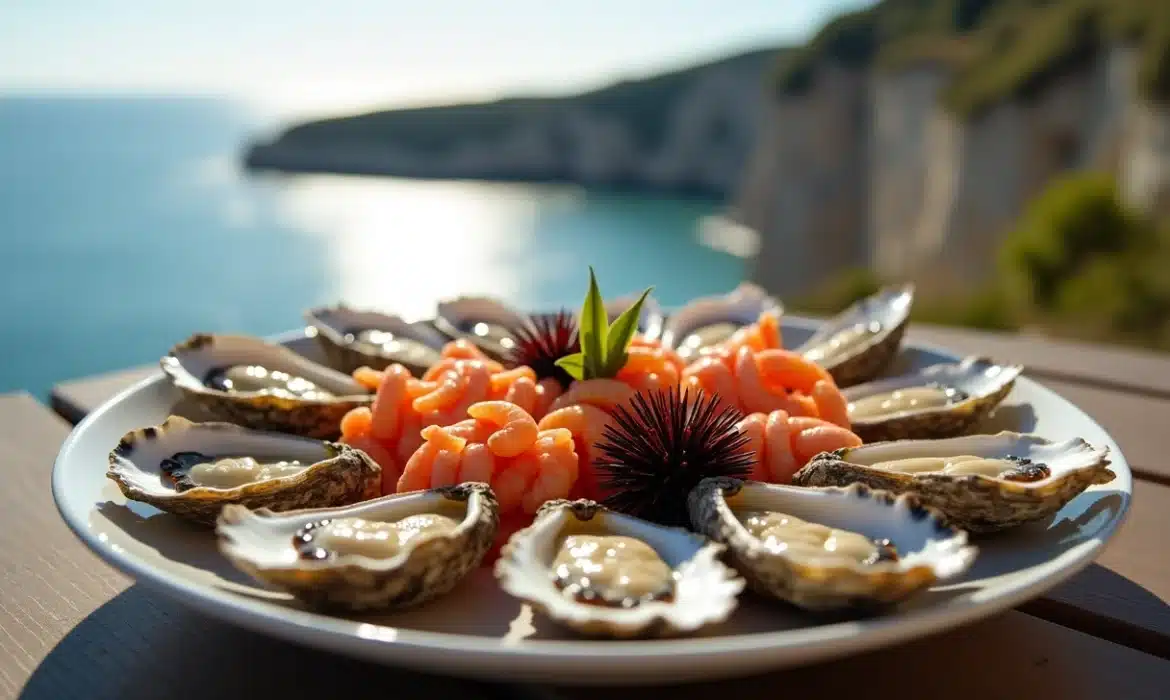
<box><xmin>53</xmin><ymin>318</ymin><xmax>1132</xmax><ymax>685</ymax></box>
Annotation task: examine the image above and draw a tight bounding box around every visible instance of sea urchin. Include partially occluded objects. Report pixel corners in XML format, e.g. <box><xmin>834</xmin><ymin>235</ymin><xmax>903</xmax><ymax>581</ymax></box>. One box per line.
<box><xmin>596</xmin><ymin>389</ymin><xmax>752</xmax><ymax>528</ymax></box>
<box><xmin>506</xmin><ymin>310</ymin><xmax>580</xmax><ymax>388</ymax></box>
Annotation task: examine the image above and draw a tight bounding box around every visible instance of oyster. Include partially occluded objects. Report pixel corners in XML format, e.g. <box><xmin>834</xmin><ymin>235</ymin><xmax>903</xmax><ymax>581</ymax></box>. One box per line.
<box><xmin>844</xmin><ymin>356</ymin><xmax>1022</xmax><ymax>442</ymax></box>
<box><xmin>793</xmin><ymin>432</ymin><xmax>1115</xmax><ymax>532</ymax></box>
<box><xmin>305</xmin><ymin>304</ymin><xmax>448</xmax><ymax>375</ymax></box>
<box><xmin>660</xmin><ymin>283</ymin><xmax>783</xmax><ymax>362</ymax></box>
<box><xmin>217</xmin><ymin>482</ymin><xmax>498</xmax><ymax>611</ymax></box>
<box><xmin>161</xmin><ymin>333</ymin><xmax>371</xmax><ymax>439</ymax></box>
<box><xmin>108</xmin><ymin>416</ymin><xmax>381</xmax><ymax>526</ymax></box>
<box><xmin>494</xmin><ymin>499</ymin><xmax>742</xmax><ymax>638</ymax></box>
<box><xmin>796</xmin><ymin>284</ymin><xmax>914</xmax><ymax>387</ymax></box>
<box><xmin>433</xmin><ymin>295</ymin><xmax>528</xmax><ymax>361</ymax></box>
<box><xmin>689</xmin><ymin>477</ymin><xmax>975</xmax><ymax>611</ymax></box>
<box><xmin>606</xmin><ymin>294</ymin><xmax>665</xmax><ymax>340</ymax></box>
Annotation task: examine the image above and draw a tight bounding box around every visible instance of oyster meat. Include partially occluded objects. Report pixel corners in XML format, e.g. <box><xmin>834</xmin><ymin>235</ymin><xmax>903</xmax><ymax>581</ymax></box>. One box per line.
<box><xmin>844</xmin><ymin>356</ymin><xmax>1022</xmax><ymax>442</ymax></box>
<box><xmin>433</xmin><ymin>295</ymin><xmax>528</xmax><ymax>361</ymax></box>
<box><xmin>495</xmin><ymin>499</ymin><xmax>742</xmax><ymax>638</ymax></box>
<box><xmin>796</xmin><ymin>284</ymin><xmax>914</xmax><ymax>387</ymax></box>
<box><xmin>217</xmin><ymin>482</ymin><xmax>498</xmax><ymax>611</ymax></box>
<box><xmin>108</xmin><ymin>416</ymin><xmax>381</xmax><ymax>526</ymax></box>
<box><xmin>305</xmin><ymin>305</ymin><xmax>448</xmax><ymax>375</ymax></box>
<box><xmin>162</xmin><ymin>333</ymin><xmax>372</xmax><ymax>439</ymax></box>
<box><xmin>793</xmin><ymin>432</ymin><xmax>1115</xmax><ymax>532</ymax></box>
<box><xmin>689</xmin><ymin>477</ymin><xmax>976</xmax><ymax>610</ymax></box>
<box><xmin>660</xmin><ymin>283</ymin><xmax>783</xmax><ymax>362</ymax></box>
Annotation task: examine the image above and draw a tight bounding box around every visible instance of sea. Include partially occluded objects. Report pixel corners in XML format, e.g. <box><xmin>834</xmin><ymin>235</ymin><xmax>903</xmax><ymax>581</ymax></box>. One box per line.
<box><xmin>0</xmin><ymin>97</ymin><xmax>746</xmax><ymax>398</ymax></box>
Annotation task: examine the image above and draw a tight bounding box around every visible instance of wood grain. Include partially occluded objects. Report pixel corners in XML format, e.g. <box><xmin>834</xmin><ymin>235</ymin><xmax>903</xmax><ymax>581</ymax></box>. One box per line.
<box><xmin>0</xmin><ymin>393</ymin><xmax>493</xmax><ymax>700</ymax></box>
<box><xmin>541</xmin><ymin>611</ymin><xmax>1170</xmax><ymax>699</ymax></box>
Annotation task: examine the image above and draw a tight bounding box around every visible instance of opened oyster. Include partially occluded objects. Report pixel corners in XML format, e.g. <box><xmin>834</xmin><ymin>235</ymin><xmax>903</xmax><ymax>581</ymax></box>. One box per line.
<box><xmin>793</xmin><ymin>432</ymin><xmax>1114</xmax><ymax>532</ymax></box>
<box><xmin>433</xmin><ymin>295</ymin><xmax>528</xmax><ymax>361</ymax></box>
<box><xmin>689</xmin><ymin>477</ymin><xmax>975</xmax><ymax>610</ymax></box>
<box><xmin>217</xmin><ymin>482</ymin><xmax>498</xmax><ymax>611</ymax></box>
<box><xmin>495</xmin><ymin>499</ymin><xmax>742</xmax><ymax>638</ymax></box>
<box><xmin>844</xmin><ymin>356</ymin><xmax>1022</xmax><ymax>442</ymax></box>
<box><xmin>108</xmin><ymin>416</ymin><xmax>381</xmax><ymax>526</ymax></box>
<box><xmin>162</xmin><ymin>333</ymin><xmax>371</xmax><ymax>438</ymax></box>
<box><xmin>606</xmin><ymin>293</ymin><xmax>665</xmax><ymax>340</ymax></box>
<box><xmin>796</xmin><ymin>284</ymin><xmax>914</xmax><ymax>387</ymax></box>
<box><xmin>660</xmin><ymin>283</ymin><xmax>783</xmax><ymax>362</ymax></box>
<box><xmin>305</xmin><ymin>305</ymin><xmax>448</xmax><ymax>375</ymax></box>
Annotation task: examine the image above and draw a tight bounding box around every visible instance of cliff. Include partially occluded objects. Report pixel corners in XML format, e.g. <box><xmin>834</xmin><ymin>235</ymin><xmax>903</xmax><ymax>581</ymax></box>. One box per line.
<box><xmin>245</xmin><ymin>49</ymin><xmax>781</xmax><ymax>197</ymax></box>
<box><xmin>736</xmin><ymin>0</ymin><xmax>1170</xmax><ymax>296</ymax></box>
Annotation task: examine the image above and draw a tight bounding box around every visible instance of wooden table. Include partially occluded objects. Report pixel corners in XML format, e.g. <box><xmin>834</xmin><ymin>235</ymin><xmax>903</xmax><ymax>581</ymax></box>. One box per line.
<box><xmin>8</xmin><ymin>324</ymin><xmax>1170</xmax><ymax>699</ymax></box>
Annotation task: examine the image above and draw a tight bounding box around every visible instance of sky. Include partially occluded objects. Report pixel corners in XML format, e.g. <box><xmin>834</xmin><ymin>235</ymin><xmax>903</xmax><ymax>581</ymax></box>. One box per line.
<box><xmin>0</xmin><ymin>0</ymin><xmax>874</xmax><ymax>120</ymax></box>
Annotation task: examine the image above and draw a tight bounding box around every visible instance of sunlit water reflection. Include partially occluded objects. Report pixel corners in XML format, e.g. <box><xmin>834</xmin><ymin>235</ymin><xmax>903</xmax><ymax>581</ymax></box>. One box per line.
<box><xmin>0</xmin><ymin>98</ymin><xmax>744</xmax><ymax>395</ymax></box>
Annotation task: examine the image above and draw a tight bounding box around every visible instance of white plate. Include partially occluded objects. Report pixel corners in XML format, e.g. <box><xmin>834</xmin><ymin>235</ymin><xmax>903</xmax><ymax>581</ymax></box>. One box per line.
<box><xmin>52</xmin><ymin>318</ymin><xmax>1132</xmax><ymax>685</ymax></box>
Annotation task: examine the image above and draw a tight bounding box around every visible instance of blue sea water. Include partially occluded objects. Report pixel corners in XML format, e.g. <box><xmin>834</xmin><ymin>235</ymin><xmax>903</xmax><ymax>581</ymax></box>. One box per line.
<box><xmin>0</xmin><ymin>97</ymin><xmax>744</xmax><ymax>398</ymax></box>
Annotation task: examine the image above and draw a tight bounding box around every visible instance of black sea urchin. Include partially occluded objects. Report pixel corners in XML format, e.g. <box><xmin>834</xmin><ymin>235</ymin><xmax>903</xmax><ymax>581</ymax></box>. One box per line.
<box><xmin>596</xmin><ymin>389</ymin><xmax>752</xmax><ymax>527</ymax></box>
<box><xmin>506</xmin><ymin>310</ymin><xmax>580</xmax><ymax>388</ymax></box>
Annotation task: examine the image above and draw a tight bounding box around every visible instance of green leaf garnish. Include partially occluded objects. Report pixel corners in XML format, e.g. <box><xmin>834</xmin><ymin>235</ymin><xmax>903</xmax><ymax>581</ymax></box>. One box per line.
<box><xmin>554</xmin><ymin>352</ymin><xmax>586</xmax><ymax>381</ymax></box>
<box><xmin>579</xmin><ymin>267</ymin><xmax>609</xmax><ymax>379</ymax></box>
<box><xmin>603</xmin><ymin>287</ymin><xmax>653</xmax><ymax>377</ymax></box>
<box><xmin>559</xmin><ymin>267</ymin><xmax>653</xmax><ymax>381</ymax></box>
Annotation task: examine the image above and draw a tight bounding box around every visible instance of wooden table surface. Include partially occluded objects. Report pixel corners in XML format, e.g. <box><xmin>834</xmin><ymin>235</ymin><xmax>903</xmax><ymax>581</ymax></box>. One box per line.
<box><xmin>8</xmin><ymin>324</ymin><xmax>1170</xmax><ymax>698</ymax></box>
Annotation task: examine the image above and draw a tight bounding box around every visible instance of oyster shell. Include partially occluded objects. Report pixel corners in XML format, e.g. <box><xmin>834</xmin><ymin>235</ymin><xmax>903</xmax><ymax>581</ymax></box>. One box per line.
<box><xmin>844</xmin><ymin>356</ymin><xmax>1022</xmax><ymax>442</ymax></box>
<box><xmin>793</xmin><ymin>432</ymin><xmax>1115</xmax><ymax>532</ymax></box>
<box><xmin>605</xmin><ymin>294</ymin><xmax>665</xmax><ymax>340</ymax></box>
<box><xmin>660</xmin><ymin>283</ymin><xmax>783</xmax><ymax>362</ymax></box>
<box><xmin>688</xmin><ymin>477</ymin><xmax>975</xmax><ymax>611</ymax></box>
<box><xmin>217</xmin><ymin>482</ymin><xmax>498</xmax><ymax>611</ymax></box>
<box><xmin>305</xmin><ymin>304</ymin><xmax>448</xmax><ymax>375</ymax></box>
<box><xmin>108</xmin><ymin>416</ymin><xmax>381</xmax><ymax>526</ymax></box>
<box><xmin>494</xmin><ymin>499</ymin><xmax>743</xmax><ymax>638</ymax></box>
<box><xmin>161</xmin><ymin>333</ymin><xmax>372</xmax><ymax>439</ymax></box>
<box><xmin>433</xmin><ymin>295</ymin><xmax>528</xmax><ymax>361</ymax></box>
<box><xmin>796</xmin><ymin>284</ymin><xmax>914</xmax><ymax>387</ymax></box>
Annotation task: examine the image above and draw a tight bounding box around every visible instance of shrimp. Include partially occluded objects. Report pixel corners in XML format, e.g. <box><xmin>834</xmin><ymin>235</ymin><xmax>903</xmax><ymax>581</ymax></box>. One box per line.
<box><xmin>396</xmin><ymin>425</ymin><xmax>467</xmax><ymax>493</ymax></box>
<box><xmin>790</xmin><ymin>419</ymin><xmax>862</xmax><ymax>465</ymax></box>
<box><xmin>757</xmin><ymin>311</ymin><xmax>783</xmax><ymax>350</ymax></box>
<box><xmin>550</xmin><ymin>378</ymin><xmax>635</xmax><ymax>413</ymax></box>
<box><xmin>736</xmin><ymin>412</ymin><xmax>770</xmax><ymax>482</ymax></box>
<box><xmin>369</xmin><ymin>364</ymin><xmax>410</xmax><ymax>441</ymax></box>
<box><xmin>412</xmin><ymin>365</ymin><xmax>466</xmax><ymax>413</ymax></box>
<box><xmin>763</xmin><ymin>410</ymin><xmax>799</xmax><ymax>483</ymax></box>
<box><xmin>468</xmin><ymin>401</ymin><xmax>539</xmax><ymax>457</ymax></box>
<box><xmin>532</xmin><ymin>378</ymin><xmax>562</xmax><ymax>419</ymax></box>
<box><xmin>539</xmin><ymin>404</ymin><xmax>610</xmax><ymax>501</ymax></box>
<box><xmin>755</xmin><ymin>349</ymin><xmax>833</xmax><ymax>394</ymax></box>
<box><xmin>811</xmin><ymin>379</ymin><xmax>851</xmax><ymax>429</ymax></box>
<box><xmin>520</xmin><ymin>428</ymin><xmax>578</xmax><ymax>513</ymax></box>
<box><xmin>340</xmin><ymin>406</ymin><xmax>373</xmax><ymax>441</ymax></box>
<box><xmin>342</xmin><ymin>434</ymin><xmax>400</xmax><ymax>495</ymax></box>
<box><xmin>458</xmin><ymin>442</ymin><xmax>497</xmax><ymax>485</ymax></box>
<box><xmin>490</xmin><ymin>366</ymin><xmax>536</xmax><ymax>397</ymax></box>
<box><xmin>736</xmin><ymin>411</ymin><xmax>861</xmax><ymax>485</ymax></box>
<box><xmin>352</xmin><ymin>366</ymin><xmax>386</xmax><ymax>391</ymax></box>
<box><xmin>493</xmin><ymin>451</ymin><xmax>539</xmax><ymax>512</ymax></box>
<box><xmin>734</xmin><ymin>346</ymin><xmax>789</xmax><ymax>414</ymax></box>
<box><xmin>681</xmin><ymin>356</ymin><xmax>737</xmax><ymax>407</ymax></box>
<box><xmin>444</xmin><ymin>361</ymin><xmax>492</xmax><ymax>420</ymax></box>
<box><xmin>504</xmin><ymin>376</ymin><xmax>538</xmax><ymax>415</ymax></box>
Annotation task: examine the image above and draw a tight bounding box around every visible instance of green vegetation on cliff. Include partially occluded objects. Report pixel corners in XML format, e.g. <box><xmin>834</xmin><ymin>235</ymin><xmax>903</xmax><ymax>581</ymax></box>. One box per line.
<box><xmin>776</xmin><ymin>0</ymin><xmax>1170</xmax><ymax>117</ymax></box>
<box><xmin>796</xmin><ymin>173</ymin><xmax>1170</xmax><ymax>350</ymax></box>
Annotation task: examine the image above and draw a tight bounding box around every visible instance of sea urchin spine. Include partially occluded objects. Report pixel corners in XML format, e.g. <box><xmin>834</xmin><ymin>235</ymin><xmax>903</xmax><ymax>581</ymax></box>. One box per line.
<box><xmin>506</xmin><ymin>311</ymin><xmax>580</xmax><ymax>388</ymax></box>
<box><xmin>595</xmin><ymin>388</ymin><xmax>753</xmax><ymax>527</ymax></box>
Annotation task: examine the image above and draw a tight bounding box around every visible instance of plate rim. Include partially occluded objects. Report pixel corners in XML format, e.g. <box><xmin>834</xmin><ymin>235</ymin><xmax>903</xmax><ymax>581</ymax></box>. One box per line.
<box><xmin>50</xmin><ymin>318</ymin><xmax>1134</xmax><ymax>678</ymax></box>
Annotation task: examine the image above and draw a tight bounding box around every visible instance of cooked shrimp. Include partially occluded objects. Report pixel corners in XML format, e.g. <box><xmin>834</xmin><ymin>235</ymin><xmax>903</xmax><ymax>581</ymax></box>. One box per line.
<box><xmin>755</xmin><ymin>348</ymin><xmax>833</xmax><ymax>394</ymax></box>
<box><xmin>458</xmin><ymin>442</ymin><xmax>497</xmax><ymax>484</ymax></box>
<box><xmin>504</xmin><ymin>376</ymin><xmax>538</xmax><ymax>415</ymax></box>
<box><xmin>811</xmin><ymin>379</ymin><xmax>851</xmax><ymax>429</ymax></box>
<box><xmin>369</xmin><ymin>364</ymin><xmax>410</xmax><ymax>441</ymax></box>
<box><xmin>490</xmin><ymin>366</ymin><xmax>536</xmax><ymax>396</ymax></box>
<box><xmin>550</xmin><ymin>378</ymin><xmax>636</xmax><ymax>413</ymax></box>
<box><xmin>791</xmin><ymin>420</ymin><xmax>862</xmax><ymax>465</ymax></box>
<box><xmin>734</xmin><ymin>346</ymin><xmax>789</xmax><ymax>414</ymax></box>
<box><xmin>520</xmin><ymin>429</ymin><xmax>578</xmax><ymax>513</ymax></box>
<box><xmin>757</xmin><ymin>311</ymin><xmax>783</xmax><ymax>350</ymax></box>
<box><xmin>444</xmin><ymin>361</ymin><xmax>492</xmax><ymax>420</ymax></box>
<box><xmin>468</xmin><ymin>401</ymin><xmax>539</xmax><ymax>457</ymax></box>
<box><xmin>412</xmin><ymin>370</ymin><xmax>464</xmax><ymax>414</ymax></box>
<box><xmin>493</xmin><ymin>452</ymin><xmax>539</xmax><ymax>512</ymax></box>
<box><xmin>353</xmin><ymin>366</ymin><xmax>386</xmax><ymax>391</ymax></box>
<box><xmin>736</xmin><ymin>412</ymin><xmax>769</xmax><ymax>482</ymax></box>
<box><xmin>681</xmin><ymin>356</ymin><xmax>737</xmax><ymax>406</ymax></box>
<box><xmin>340</xmin><ymin>406</ymin><xmax>373</xmax><ymax>441</ymax></box>
<box><xmin>532</xmin><ymin>378</ymin><xmax>562</xmax><ymax>419</ymax></box>
<box><xmin>763</xmin><ymin>410</ymin><xmax>799</xmax><ymax>483</ymax></box>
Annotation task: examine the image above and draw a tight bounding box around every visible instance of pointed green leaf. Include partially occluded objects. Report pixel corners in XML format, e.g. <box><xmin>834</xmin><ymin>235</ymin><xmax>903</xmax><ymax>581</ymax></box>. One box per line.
<box><xmin>603</xmin><ymin>286</ymin><xmax>653</xmax><ymax>376</ymax></box>
<box><xmin>554</xmin><ymin>353</ymin><xmax>586</xmax><ymax>381</ymax></box>
<box><xmin>579</xmin><ymin>266</ymin><xmax>609</xmax><ymax>379</ymax></box>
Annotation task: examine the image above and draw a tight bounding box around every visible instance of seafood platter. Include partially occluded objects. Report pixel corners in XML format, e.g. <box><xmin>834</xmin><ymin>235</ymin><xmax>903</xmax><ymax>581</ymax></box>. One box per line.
<box><xmin>53</xmin><ymin>269</ymin><xmax>1130</xmax><ymax>683</ymax></box>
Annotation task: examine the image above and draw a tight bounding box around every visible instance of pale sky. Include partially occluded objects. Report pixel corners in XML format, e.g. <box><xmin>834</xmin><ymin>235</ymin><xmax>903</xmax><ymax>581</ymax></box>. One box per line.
<box><xmin>0</xmin><ymin>1</ymin><xmax>874</xmax><ymax>120</ymax></box>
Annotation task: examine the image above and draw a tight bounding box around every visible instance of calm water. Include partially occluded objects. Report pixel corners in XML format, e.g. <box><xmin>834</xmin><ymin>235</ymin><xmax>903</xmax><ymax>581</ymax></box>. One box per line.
<box><xmin>0</xmin><ymin>97</ymin><xmax>744</xmax><ymax>397</ymax></box>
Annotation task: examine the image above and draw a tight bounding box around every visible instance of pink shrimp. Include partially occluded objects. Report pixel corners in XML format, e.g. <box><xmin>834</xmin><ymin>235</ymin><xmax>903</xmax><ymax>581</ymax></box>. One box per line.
<box><xmin>734</xmin><ymin>346</ymin><xmax>790</xmax><ymax>414</ymax></box>
<box><xmin>369</xmin><ymin>364</ymin><xmax>410</xmax><ymax>441</ymax></box>
<box><xmin>736</xmin><ymin>411</ymin><xmax>861</xmax><ymax>484</ymax></box>
<box><xmin>444</xmin><ymin>361</ymin><xmax>493</xmax><ymax>421</ymax></box>
<box><xmin>532</xmin><ymin>378</ymin><xmax>563</xmax><ymax>419</ymax></box>
<box><xmin>504</xmin><ymin>376</ymin><xmax>538</xmax><ymax>415</ymax></box>
<box><xmin>550</xmin><ymin>378</ymin><xmax>635</xmax><ymax>413</ymax></box>
<box><xmin>763</xmin><ymin>410</ymin><xmax>800</xmax><ymax>483</ymax></box>
<box><xmin>342</xmin><ymin>434</ymin><xmax>400</xmax><ymax>495</ymax></box>
<box><xmin>490</xmin><ymin>366</ymin><xmax>536</xmax><ymax>397</ymax></box>
<box><xmin>520</xmin><ymin>428</ymin><xmax>578</xmax><ymax>513</ymax></box>
<box><xmin>538</xmin><ymin>404</ymin><xmax>610</xmax><ymax>501</ymax></box>
<box><xmin>352</xmin><ymin>366</ymin><xmax>386</xmax><ymax>391</ymax></box>
<box><xmin>755</xmin><ymin>348</ymin><xmax>834</xmax><ymax>395</ymax></box>
<box><xmin>458</xmin><ymin>442</ymin><xmax>497</xmax><ymax>485</ymax></box>
<box><xmin>468</xmin><ymin>401</ymin><xmax>539</xmax><ymax>457</ymax></box>
<box><xmin>736</xmin><ymin>412</ymin><xmax>770</xmax><ymax>482</ymax></box>
<box><xmin>811</xmin><ymin>379</ymin><xmax>851</xmax><ymax>429</ymax></box>
<box><xmin>492</xmin><ymin>451</ymin><xmax>539</xmax><ymax>512</ymax></box>
<box><xmin>682</xmin><ymin>356</ymin><xmax>738</xmax><ymax>408</ymax></box>
<box><xmin>412</xmin><ymin>368</ymin><xmax>464</xmax><ymax>413</ymax></box>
